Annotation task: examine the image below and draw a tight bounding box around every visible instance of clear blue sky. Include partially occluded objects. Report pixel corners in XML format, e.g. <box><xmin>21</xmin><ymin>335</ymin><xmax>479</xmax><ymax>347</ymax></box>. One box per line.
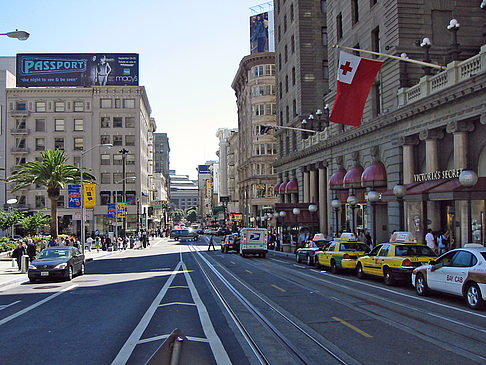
<box><xmin>1</xmin><ymin>0</ymin><xmax>264</xmax><ymax>179</ymax></box>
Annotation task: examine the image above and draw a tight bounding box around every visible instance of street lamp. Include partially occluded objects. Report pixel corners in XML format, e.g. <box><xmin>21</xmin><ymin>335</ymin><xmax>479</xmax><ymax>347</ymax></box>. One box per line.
<box><xmin>80</xmin><ymin>143</ymin><xmax>112</xmax><ymax>259</ymax></box>
<box><xmin>347</xmin><ymin>194</ymin><xmax>358</xmax><ymax>234</ymax></box>
<box><xmin>459</xmin><ymin>170</ymin><xmax>478</xmax><ymax>243</ymax></box>
<box><xmin>308</xmin><ymin>204</ymin><xmax>318</xmax><ymax>235</ymax></box>
<box><xmin>367</xmin><ymin>191</ymin><xmax>381</xmax><ymax>247</ymax></box>
<box><xmin>420</xmin><ymin>37</ymin><xmax>432</xmax><ymax>76</ymax></box>
<box><xmin>393</xmin><ymin>184</ymin><xmax>407</xmax><ymax>231</ymax></box>
<box><xmin>323</xmin><ymin>104</ymin><xmax>330</xmax><ymax>129</ymax></box>
<box><xmin>447</xmin><ymin>18</ymin><xmax>460</xmax><ymax>61</ymax></box>
<box><xmin>6</xmin><ymin>198</ymin><xmax>18</xmax><ymax>237</ymax></box>
<box><xmin>0</xmin><ymin>30</ymin><xmax>29</xmax><ymax>41</ymax></box>
<box><xmin>301</xmin><ymin>119</ymin><xmax>308</xmax><ymax>139</ymax></box>
<box><xmin>331</xmin><ymin>199</ymin><xmax>341</xmax><ymax>237</ymax></box>
<box><xmin>114</xmin><ymin>176</ymin><xmax>136</xmax><ymax>238</ymax></box>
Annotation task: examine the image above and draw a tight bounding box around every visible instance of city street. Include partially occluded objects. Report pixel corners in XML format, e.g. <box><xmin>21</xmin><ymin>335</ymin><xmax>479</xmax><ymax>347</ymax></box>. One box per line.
<box><xmin>0</xmin><ymin>236</ymin><xmax>485</xmax><ymax>364</ymax></box>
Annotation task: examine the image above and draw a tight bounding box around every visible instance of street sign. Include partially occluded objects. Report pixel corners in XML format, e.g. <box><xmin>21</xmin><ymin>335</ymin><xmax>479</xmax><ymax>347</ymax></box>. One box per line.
<box><xmin>68</xmin><ymin>184</ymin><xmax>81</xmax><ymax>208</ymax></box>
<box><xmin>107</xmin><ymin>203</ymin><xmax>116</xmax><ymax>218</ymax></box>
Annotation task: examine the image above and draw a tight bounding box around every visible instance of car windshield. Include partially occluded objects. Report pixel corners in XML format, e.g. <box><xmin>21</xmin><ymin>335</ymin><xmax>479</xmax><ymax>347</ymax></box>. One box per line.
<box><xmin>38</xmin><ymin>249</ymin><xmax>70</xmax><ymax>259</ymax></box>
<box><xmin>314</xmin><ymin>240</ymin><xmax>329</xmax><ymax>248</ymax></box>
<box><xmin>340</xmin><ymin>242</ymin><xmax>369</xmax><ymax>251</ymax></box>
<box><xmin>395</xmin><ymin>245</ymin><xmax>435</xmax><ymax>257</ymax></box>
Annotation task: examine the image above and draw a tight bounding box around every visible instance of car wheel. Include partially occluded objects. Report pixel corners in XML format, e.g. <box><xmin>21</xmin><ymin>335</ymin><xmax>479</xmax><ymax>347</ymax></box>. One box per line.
<box><xmin>66</xmin><ymin>266</ymin><xmax>73</xmax><ymax>281</ymax></box>
<box><xmin>331</xmin><ymin>260</ymin><xmax>339</xmax><ymax>274</ymax></box>
<box><xmin>262</xmin><ymin>253</ymin><xmax>266</xmax><ymax>258</ymax></box>
<box><xmin>306</xmin><ymin>255</ymin><xmax>313</xmax><ymax>266</ymax></box>
<box><xmin>415</xmin><ymin>273</ymin><xmax>428</xmax><ymax>296</ymax></box>
<box><xmin>384</xmin><ymin>268</ymin><xmax>395</xmax><ymax>286</ymax></box>
<box><xmin>79</xmin><ymin>263</ymin><xmax>85</xmax><ymax>276</ymax></box>
<box><xmin>465</xmin><ymin>282</ymin><xmax>485</xmax><ymax>310</ymax></box>
<box><xmin>29</xmin><ymin>277</ymin><xmax>37</xmax><ymax>284</ymax></box>
<box><xmin>296</xmin><ymin>254</ymin><xmax>301</xmax><ymax>263</ymax></box>
<box><xmin>356</xmin><ymin>263</ymin><xmax>366</xmax><ymax>279</ymax></box>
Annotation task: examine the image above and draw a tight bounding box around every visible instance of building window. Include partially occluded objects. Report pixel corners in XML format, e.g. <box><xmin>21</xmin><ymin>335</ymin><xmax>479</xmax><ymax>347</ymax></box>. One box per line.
<box><xmin>100</xmin><ymin>192</ymin><xmax>110</xmax><ymax>205</ymax></box>
<box><xmin>353</xmin><ymin>43</ymin><xmax>360</xmax><ymax>56</ymax></box>
<box><xmin>16</xmin><ymin>157</ymin><xmax>26</xmax><ymax>165</ymax></box>
<box><xmin>283</xmin><ymin>14</ymin><xmax>287</xmax><ymax>32</ymax></box>
<box><xmin>113</xmin><ymin>173</ymin><xmax>123</xmax><ymax>183</ymax></box>
<box><xmin>285</xmin><ymin>75</ymin><xmax>289</xmax><ymax>93</ymax></box>
<box><xmin>127</xmin><ymin>154</ymin><xmax>136</xmax><ymax>165</ymax></box>
<box><xmin>372</xmin><ymin>81</ymin><xmax>381</xmax><ymax>117</ymax></box>
<box><xmin>113</xmin><ymin>135</ymin><xmax>123</xmax><ymax>146</ymax></box>
<box><xmin>351</xmin><ymin>0</ymin><xmax>359</xmax><ymax>25</ymax></box>
<box><xmin>125</xmin><ymin>117</ymin><xmax>135</xmax><ymax>128</ymax></box>
<box><xmin>293</xmin><ymin>99</ymin><xmax>297</xmax><ymax>117</ymax></box>
<box><xmin>292</xmin><ymin>67</ymin><xmax>296</xmax><ymax>85</ymax></box>
<box><xmin>74</xmin><ymin>137</ymin><xmax>83</xmax><ymax>151</ymax></box>
<box><xmin>124</xmin><ymin>99</ymin><xmax>135</xmax><ymax>108</ymax></box>
<box><xmin>35</xmin><ymin>102</ymin><xmax>46</xmax><ymax>112</ymax></box>
<box><xmin>35</xmin><ymin>138</ymin><xmax>45</xmax><ymax>151</ymax></box>
<box><xmin>322</xmin><ymin>60</ymin><xmax>329</xmax><ymax>79</ymax></box>
<box><xmin>265</xmin><ymin>64</ymin><xmax>275</xmax><ymax>75</ymax></box>
<box><xmin>54</xmin><ymin>101</ymin><xmax>65</xmax><ymax>112</ymax></box>
<box><xmin>101</xmin><ymin>154</ymin><xmax>110</xmax><ymax>165</ymax></box>
<box><xmin>321</xmin><ymin>0</ymin><xmax>327</xmax><ymax>12</ymax></box>
<box><xmin>321</xmin><ymin>27</ymin><xmax>328</xmax><ymax>46</ymax></box>
<box><xmin>113</xmin><ymin>154</ymin><xmax>123</xmax><ymax>165</ymax></box>
<box><xmin>101</xmin><ymin>117</ymin><xmax>111</xmax><ymax>128</ymax></box>
<box><xmin>278</xmin><ymin>26</ymin><xmax>281</xmax><ymax>43</ymax></box>
<box><xmin>371</xmin><ymin>26</ymin><xmax>380</xmax><ymax>57</ymax></box>
<box><xmin>284</xmin><ymin>45</ymin><xmax>288</xmax><ymax>63</ymax></box>
<box><xmin>113</xmin><ymin>117</ymin><xmax>123</xmax><ymax>128</ymax></box>
<box><xmin>291</xmin><ymin>35</ymin><xmax>295</xmax><ymax>53</ymax></box>
<box><xmin>57</xmin><ymin>195</ymin><xmax>64</xmax><ymax>208</ymax></box>
<box><xmin>55</xmin><ymin>119</ymin><xmax>64</xmax><ymax>131</ymax></box>
<box><xmin>115</xmin><ymin>99</ymin><xmax>121</xmax><ymax>108</ymax></box>
<box><xmin>35</xmin><ymin>119</ymin><xmax>45</xmax><ymax>132</ymax></box>
<box><xmin>101</xmin><ymin>135</ymin><xmax>111</xmax><ymax>145</ymax></box>
<box><xmin>54</xmin><ymin>137</ymin><xmax>64</xmax><ymax>150</ymax></box>
<box><xmin>74</xmin><ymin>119</ymin><xmax>84</xmax><ymax>131</ymax></box>
<box><xmin>336</xmin><ymin>13</ymin><xmax>343</xmax><ymax>40</ymax></box>
<box><xmin>101</xmin><ymin>99</ymin><xmax>112</xmax><ymax>108</ymax></box>
<box><xmin>74</xmin><ymin>101</ymin><xmax>84</xmax><ymax>112</ymax></box>
<box><xmin>35</xmin><ymin>195</ymin><xmax>46</xmax><ymax>208</ymax></box>
<box><xmin>290</xmin><ymin>3</ymin><xmax>294</xmax><ymax>22</ymax></box>
<box><xmin>101</xmin><ymin>173</ymin><xmax>111</xmax><ymax>184</ymax></box>
<box><xmin>286</xmin><ymin>105</ymin><xmax>289</xmax><ymax>123</ymax></box>
<box><xmin>15</xmin><ymin>118</ymin><xmax>26</xmax><ymax>130</ymax></box>
<box><xmin>370</xmin><ymin>0</ymin><xmax>377</xmax><ymax>7</ymax></box>
<box><xmin>278</xmin><ymin>54</ymin><xmax>282</xmax><ymax>71</ymax></box>
<box><xmin>125</xmin><ymin>135</ymin><xmax>135</xmax><ymax>146</ymax></box>
<box><xmin>279</xmin><ymin>82</ymin><xmax>282</xmax><ymax>99</ymax></box>
<box><xmin>126</xmin><ymin>172</ymin><xmax>136</xmax><ymax>182</ymax></box>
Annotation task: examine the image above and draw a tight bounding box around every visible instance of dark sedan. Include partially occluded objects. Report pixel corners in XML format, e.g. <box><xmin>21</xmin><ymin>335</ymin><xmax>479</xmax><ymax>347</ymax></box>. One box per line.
<box><xmin>28</xmin><ymin>247</ymin><xmax>85</xmax><ymax>283</ymax></box>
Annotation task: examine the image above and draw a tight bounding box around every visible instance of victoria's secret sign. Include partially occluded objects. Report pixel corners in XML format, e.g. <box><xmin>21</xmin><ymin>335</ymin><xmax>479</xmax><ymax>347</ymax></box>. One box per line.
<box><xmin>414</xmin><ymin>168</ymin><xmax>463</xmax><ymax>182</ymax></box>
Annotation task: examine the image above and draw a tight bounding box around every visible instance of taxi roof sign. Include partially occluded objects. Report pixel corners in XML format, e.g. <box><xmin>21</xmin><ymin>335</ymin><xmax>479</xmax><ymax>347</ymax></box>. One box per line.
<box><xmin>312</xmin><ymin>233</ymin><xmax>327</xmax><ymax>241</ymax></box>
<box><xmin>339</xmin><ymin>232</ymin><xmax>357</xmax><ymax>241</ymax></box>
<box><xmin>390</xmin><ymin>231</ymin><xmax>416</xmax><ymax>243</ymax></box>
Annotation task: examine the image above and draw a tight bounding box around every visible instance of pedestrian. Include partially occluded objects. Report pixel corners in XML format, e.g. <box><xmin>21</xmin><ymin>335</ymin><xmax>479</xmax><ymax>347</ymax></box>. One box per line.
<box><xmin>438</xmin><ymin>230</ymin><xmax>447</xmax><ymax>255</ymax></box>
<box><xmin>86</xmin><ymin>236</ymin><xmax>94</xmax><ymax>252</ymax></box>
<box><xmin>208</xmin><ymin>235</ymin><xmax>215</xmax><ymax>251</ymax></box>
<box><xmin>40</xmin><ymin>239</ymin><xmax>47</xmax><ymax>251</ymax></box>
<box><xmin>48</xmin><ymin>237</ymin><xmax>57</xmax><ymax>247</ymax></box>
<box><xmin>95</xmin><ymin>236</ymin><xmax>101</xmax><ymax>252</ymax></box>
<box><xmin>26</xmin><ymin>238</ymin><xmax>36</xmax><ymax>263</ymax></box>
<box><xmin>142</xmin><ymin>231</ymin><xmax>148</xmax><ymax>248</ymax></box>
<box><xmin>364</xmin><ymin>231</ymin><xmax>373</xmax><ymax>249</ymax></box>
<box><xmin>425</xmin><ymin>228</ymin><xmax>436</xmax><ymax>253</ymax></box>
<box><xmin>12</xmin><ymin>241</ymin><xmax>26</xmax><ymax>271</ymax></box>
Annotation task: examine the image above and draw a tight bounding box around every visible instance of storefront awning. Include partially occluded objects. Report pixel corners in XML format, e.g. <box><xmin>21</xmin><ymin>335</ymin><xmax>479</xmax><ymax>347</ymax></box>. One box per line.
<box><xmin>285</xmin><ymin>179</ymin><xmax>298</xmax><ymax>193</ymax></box>
<box><xmin>343</xmin><ymin>166</ymin><xmax>364</xmax><ymax>189</ymax></box>
<box><xmin>329</xmin><ymin>169</ymin><xmax>347</xmax><ymax>190</ymax></box>
<box><xmin>279</xmin><ymin>181</ymin><xmax>289</xmax><ymax>194</ymax></box>
<box><xmin>274</xmin><ymin>182</ymin><xmax>282</xmax><ymax>193</ymax></box>
<box><xmin>361</xmin><ymin>161</ymin><xmax>387</xmax><ymax>187</ymax></box>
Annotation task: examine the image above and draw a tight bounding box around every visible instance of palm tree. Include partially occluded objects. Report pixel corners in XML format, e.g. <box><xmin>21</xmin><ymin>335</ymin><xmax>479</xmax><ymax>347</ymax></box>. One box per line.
<box><xmin>8</xmin><ymin>149</ymin><xmax>95</xmax><ymax>238</ymax></box>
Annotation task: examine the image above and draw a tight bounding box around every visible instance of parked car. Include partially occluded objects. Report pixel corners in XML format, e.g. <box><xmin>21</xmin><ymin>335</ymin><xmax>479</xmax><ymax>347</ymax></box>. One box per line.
<box><xmin>412</xmin><ymin>244</ymin><xmax>486</xmax><ymax>309</ymax></box>
<box><xmin>315</xmin><ymin>233</ymin><xmax>370</xmax><ymax>273</ymax></box>
<box><xmin>28</xmin><ymin>247</ymin><xmax>84</xmax><ymax>283</ymax></box>
<box><xmin>170</xmin><ymin>228</ymin><xmax>198</xmax><ymax>241</ymax></box>
<box><xmin>356</xmin><ymin>232</ymin><xmax>436</xmax><ymax>285</ymax></box>
<box><xmin>296</xmin><ymin>233</ymin><xmax>332</xmax><ymax>266</ymax></box>
<box><xmin>221</xmin><ymin>233</ymin><xmax>240</xmax><ymax>253</ymax></box>
<box><xmin>217</xmin><ymin>227</ymin><xmax>231</xmax><ymax>236</ymax></box>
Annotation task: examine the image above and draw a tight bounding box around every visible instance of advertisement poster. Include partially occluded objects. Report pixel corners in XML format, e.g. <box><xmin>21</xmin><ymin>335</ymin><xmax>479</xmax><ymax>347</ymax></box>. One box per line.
<box><xmin>107</xmin><ymin>203</ymin><xmax>116</xmax><ymax>219</ymax></box>
<box><xmin>250</xmin><ymin>11</ymin><xmax>274</xmax><ymax>54</ymax></box>
<box><xmin>83</xmin><ymin>184</ymin><xmax>96</xmax><ymax>207</ymax></box>
<box><xmin>68</xmin><ymin>184</ymin><xmax>81</xmax><ymax>208</ymax></box>
<box><xmin>16</xmin><ymin>53</ymin><xmax>138</xmax><ymax>87</ymax></box>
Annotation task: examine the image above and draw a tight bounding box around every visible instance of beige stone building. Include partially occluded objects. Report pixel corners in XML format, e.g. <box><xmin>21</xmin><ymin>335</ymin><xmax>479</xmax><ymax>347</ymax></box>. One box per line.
<box><xmin>232</xmin><ymin>52</ymin><xmax>278</xmax><ymax>227</ymax></box>
<box><xmin>5</xmin><ymin>86</ymin><xmax>155</xmax><ymax>236</ymax></box>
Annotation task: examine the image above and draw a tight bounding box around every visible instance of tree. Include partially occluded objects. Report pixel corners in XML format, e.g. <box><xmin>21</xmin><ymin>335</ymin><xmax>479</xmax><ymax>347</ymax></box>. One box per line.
<box><xmin>20</xmin><ymin>211</ymin><xmax>51</xmax><ymax>236</ymax></box>
<box><xmin>172</xmin><ymin>209</ymin><xmax>184</xmax><ymax>223</ymax></box>
<box><xmin>186</xmin><ymin>209</ymin><xmax>197</xmax><ymax>223</ymax></box>
<box><xmin>8</xmin><ymin>149</ymin><xmax>95</xmax><ymax>238</ymax></box>
<box><xmin>0</xmin><ymin>208</ymin><xmax>25</xmax><ymax>235</ymax></box>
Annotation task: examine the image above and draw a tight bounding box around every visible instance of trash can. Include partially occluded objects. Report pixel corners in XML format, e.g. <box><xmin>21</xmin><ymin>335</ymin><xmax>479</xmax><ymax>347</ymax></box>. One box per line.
<box><xmin>282</xmin><ymin>243</ymin><xmax>291</xmax><ymax>253</ymax></box>
<box><xmin>21</xmin><ymin>255</ymin><xmax>29</xmax><ymax>273</ymax></box>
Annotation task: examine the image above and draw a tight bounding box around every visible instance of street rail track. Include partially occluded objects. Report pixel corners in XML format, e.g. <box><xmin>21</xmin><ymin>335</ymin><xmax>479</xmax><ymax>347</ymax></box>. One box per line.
<box><xmin>189</xmin><ymin>244</ymin><xmax>353</xmax><ymax>365</ymax></box>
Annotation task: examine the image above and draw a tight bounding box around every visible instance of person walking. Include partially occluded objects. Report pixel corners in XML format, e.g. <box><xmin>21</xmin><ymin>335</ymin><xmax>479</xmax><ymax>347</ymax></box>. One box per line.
<box><xmin>86</xmin><ymin>236</ymin><xmax>94</xmax><ymax>252</ymax></box>
<box><xmin>26</xmin><ymin>239</ymin><xmax>36</xmax><ymax>263</ymax></box>
<box><xmin>208</xmin><ymin>235</ymin><xmax>216</xmax><ymax>251</ymax></box>
<box><xmin>12</xmin><ymin>241</ymin><xmax>26</xmax><ymax>271</ymax></box>
<box><xmin>425</xmin><ymin>229</ymin><xmax>436</xmax><ymax>253</ymax></box>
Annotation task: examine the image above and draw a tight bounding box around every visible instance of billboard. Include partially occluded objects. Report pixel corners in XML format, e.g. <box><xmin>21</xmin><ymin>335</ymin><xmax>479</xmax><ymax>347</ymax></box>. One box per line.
<box><xmin>16</xmin><ymin>53</ymin><xmax>138</xmax><ymax>87</ymax></box>
<box><xmin>250</xmin><ymin>11</ymin><xmax>274</xmax><ymax>54</ymax></box>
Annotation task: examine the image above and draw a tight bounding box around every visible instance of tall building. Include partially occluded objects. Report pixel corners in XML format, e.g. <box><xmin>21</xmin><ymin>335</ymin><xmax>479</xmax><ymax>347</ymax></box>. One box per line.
<box><xmin>232</xmin><ymin>52</ymin><xmax>278</xmax><ymax>227</ymax></box>
<box><xmin>153</xmin><ymin>132</ymin><xmax>170</xmax><ymax>177</ymax></box>
<box><xmin>273</xmin><ymin>0</ymin><xmax>486</xmax><ymax>247</ymax></box>
<box><xmin>216</xmin><ymin>128</ymin><xmax>237</xmax><ymax>224</ymax></box>
<box><xmin>227</xmin><ymin>130</ymin><xmax>240</xmax><ymax>221</ymax></box>
<box><xmin>169</xmin><ymin>173</ymin><xmax>198</xmax><ymax>213</ymax></box>
<box><xmin>6</xmin><ymin>85</ymin><xmax>155</xmax><ymax>236</ymax></box>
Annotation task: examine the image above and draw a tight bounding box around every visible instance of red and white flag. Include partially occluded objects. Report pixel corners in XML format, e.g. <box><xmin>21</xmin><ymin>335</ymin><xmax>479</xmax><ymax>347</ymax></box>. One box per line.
<box><xmin>329</xmin><ymin>51</ymin><xmax>383</xmax><ymax>127</ymax></box>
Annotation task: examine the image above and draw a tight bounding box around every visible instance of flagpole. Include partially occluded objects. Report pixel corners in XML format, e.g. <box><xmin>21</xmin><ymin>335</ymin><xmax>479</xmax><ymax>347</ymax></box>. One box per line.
<box><xmin>332</xmin><ymin>44</ymin><xmax>446</xmax><ymax>70</ymax></box>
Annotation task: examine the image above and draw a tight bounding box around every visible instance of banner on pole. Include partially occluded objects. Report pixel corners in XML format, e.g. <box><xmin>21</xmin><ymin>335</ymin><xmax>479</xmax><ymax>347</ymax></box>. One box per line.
<box><xmin>84</xmin><ymin>184</ymin><xmax>96</xmax><ymax>207</ymax></box>
<box><xmin>68</xmin><ymin>184</ymin><xmax>81</xmax><ymax>208</ymax></box>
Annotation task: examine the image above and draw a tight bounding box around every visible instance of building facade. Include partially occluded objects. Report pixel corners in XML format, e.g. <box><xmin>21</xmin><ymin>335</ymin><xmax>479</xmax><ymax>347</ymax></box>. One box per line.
<box><xmin>153</xmin><ymin>132</ymin><xmax>170</xmax><ymax>177</ymax></box>
<box><xmin>169</xmin><ymin>173</ymin><xmax>198</xmax><ymax>213</ymax></box>
<box><xmin>273</xmin><ymin>0</ymin><xmax>486</xmax><ymax>247</ymax></box>
<box><xmin>232</xmin><ymin>52</ymin><xmax>278</xmax><ymax>227</ymax></box>
<box><xmin>5</xmin><ymin>86</ymin><xmax>154</xmax><ymax>236</ymax></box>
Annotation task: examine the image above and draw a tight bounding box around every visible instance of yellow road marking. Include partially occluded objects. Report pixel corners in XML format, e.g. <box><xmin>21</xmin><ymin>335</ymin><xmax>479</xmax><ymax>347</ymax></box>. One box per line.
<box><xmin>332</xmin><ymin>316</ymin><xmax>373</xmax><ymax>338</ymax></box>
<box><xmin>272</xmin><ymin>284</ymin><xmax>287</xmax><ymax>293</ymax></box>
<box><xmin>245</xmin><ymin>270</ymin><xmax>253</xmax><ymax>274</ymax></box>
<box><xmin>230</xmin><ymin>261</ymin><xmax>235</xmax><ymax>265</ymax></box>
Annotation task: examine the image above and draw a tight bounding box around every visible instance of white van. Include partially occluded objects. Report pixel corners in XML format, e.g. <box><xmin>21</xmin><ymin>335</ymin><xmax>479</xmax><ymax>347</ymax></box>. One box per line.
<box><xmin>239</xmin><ymin>228</ymin><xmax>268</xmax><ymax>258</ymax></box>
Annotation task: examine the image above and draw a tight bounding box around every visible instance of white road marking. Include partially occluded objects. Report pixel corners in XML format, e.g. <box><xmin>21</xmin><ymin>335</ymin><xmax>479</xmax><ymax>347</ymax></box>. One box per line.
<box><xmin>169</xmin><ymin>285</ymin><xmax>189</xmax><ymax>289</ymax></box>
<box><xmin>137</xmin><ymin>334</ymin><xmax>209</xmax><ymax>345</ymax></box>
<box><xmin>0</xmin><ymin>300</ymin><xmax>20</xmax><ymax>311</ymax></box>
<box><xmin>111</xmin><ymin>262</ymin><xmax>183</xmax><ymax>365</ymax></box>
<box><xmin>310</xmin><ymin>269</ymin><xmax>327</xmax><ymax>273</ymax></box>
<box><xmin>0</xmin><ymin>285</ymin><xmax>76</xmax><ymax>327</ymax></box>
<box><xmin>293</xmin><ymin>264</ymin><xmax>307</xmax><ymax>269</ymax></box>
<box><xmin>269</xmin><ymin>258</ymin><xmax>289</xmax><ymax>264</ymax></box>
<box><xmin>426</xmin><ymin>311</ymin><xmax>486</xmax><ymax>333</ymax></box>
<box><xmin>158</xmin><ymin>302</ymin><xmax>196</xmax><ymax>307</ymax></box>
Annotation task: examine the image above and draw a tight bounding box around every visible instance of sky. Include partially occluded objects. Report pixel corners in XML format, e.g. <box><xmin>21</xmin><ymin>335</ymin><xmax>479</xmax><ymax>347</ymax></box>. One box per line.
<box><xmin>1</xmin><ymin>0</ymin><xmax>267</xmax><ymax>179</ymax></box>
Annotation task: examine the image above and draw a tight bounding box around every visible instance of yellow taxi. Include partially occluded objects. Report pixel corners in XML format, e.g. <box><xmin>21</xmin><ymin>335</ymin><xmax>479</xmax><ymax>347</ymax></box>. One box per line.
<box><xmin>355</xmin><ymin>232</ymin><xmax>437</xmax><ymax>285</ymax></box>
<box><xmin>315</xmin><ymin>233</ymin><xmax>370</xmax><ymax>274</ymax></box>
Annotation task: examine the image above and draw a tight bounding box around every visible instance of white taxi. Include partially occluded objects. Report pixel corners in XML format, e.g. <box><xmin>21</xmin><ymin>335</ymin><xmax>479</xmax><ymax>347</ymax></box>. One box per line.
<box><xmin>412</xmin><ymin>244</ymin><xmax>486</xmax><ymax>309</ymax></box>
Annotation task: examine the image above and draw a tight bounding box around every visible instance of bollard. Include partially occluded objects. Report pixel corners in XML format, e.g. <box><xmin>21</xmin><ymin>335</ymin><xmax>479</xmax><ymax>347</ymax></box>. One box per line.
<box><xmin>11</xmin><ymin>258</ymin><xmax>16</xmax><ymax>268</ymax></box>
<box><xmin>21</xmin><ymin>255</ymin><xmax>29</xmax><ymax>273</ymax></box>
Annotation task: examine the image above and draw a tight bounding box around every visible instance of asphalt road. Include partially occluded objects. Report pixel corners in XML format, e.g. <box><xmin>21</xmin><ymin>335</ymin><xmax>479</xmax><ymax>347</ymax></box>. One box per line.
<box><xmin>0</xmin><ymin>236</ymin><xmax>485</xmax><ymax>365</ymax></box>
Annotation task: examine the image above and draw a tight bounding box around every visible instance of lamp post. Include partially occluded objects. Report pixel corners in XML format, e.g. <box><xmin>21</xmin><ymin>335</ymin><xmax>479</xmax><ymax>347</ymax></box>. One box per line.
<box><xmin>323</xmin><ymin>104</ymin><xmax>330</xmax><ymax>129</ymax></box>
<box><xmin>6</xmin><ymin>198</ymin><xmax>18</xmax><ymax>237</ymax></box>
<box><xmin>459</xmin><ymin>170</ymin><xmax>478</xmax><ymax>243</ymax></box>
<box><xmin>331</xmin><ymin>199</ymin><xmax>341</xmax><ymax>237</ymax></box>
<box><xmin>301</xmin><ymin>119</ymin><xmax>308</xmax><ymax>140</ymax></box>
<box><xmin>393</xmin><ymin>184</ymin><xmax>407</xmax><ymax>231</ymax></box>
<box><xmin>367</xmin><ymin>191</ymin><xmax>381</xmax><ymax>247</ymax></box>
<box><xmin>114</xmin><ymin>176</ymin><xmax>136</xmax><ymax>238</ymax></box>
<box><xmin>420</xmin><ymin>37</ymin><xmax>432</xmax><ymax>76</ymax></box>
<box><xmin>80</xmin><ymin>143</ymin><xmax>112</xmax><ymax>259</ymax></box>
<box><xmin>119</xmin><ymin>148</ymin><xmax>129</xmax><ymax>237</ymax></box>
<box><xmin>447</xmin><ymin>18</ymin><xmax>460</xmax><ymax>61</ymax></box>
<box><xmin>308</xmin><ymin>204</ymin><xmax>318</xmax><ymax>235</ymax></box>
<box><xmin>0</xmin><ymin>30</ymin><xmax>29</xmax><ymax>41</ymax></box>
<box><xmin>347</xmin><ymin>194</ymin><xmax>358</xmax><ymax>234</ymax></box>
